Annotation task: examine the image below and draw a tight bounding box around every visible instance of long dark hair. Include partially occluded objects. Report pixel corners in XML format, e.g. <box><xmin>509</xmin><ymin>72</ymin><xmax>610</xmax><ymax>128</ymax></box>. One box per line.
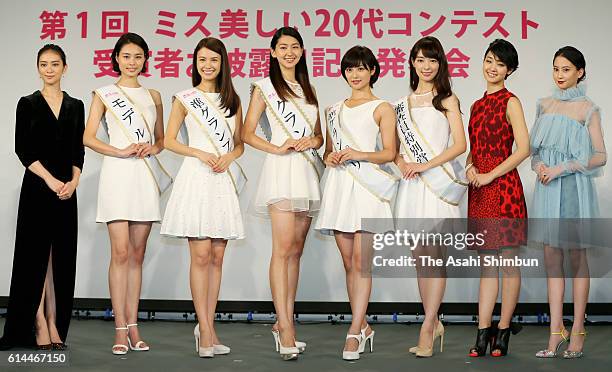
<box><xmin>269</xmin><ymin>27</ymin><xmax>317</xmax><ymax>105</ymax></box>
<box><xmin>191</xmin><ymin>37</ymin><xmax>240</xmax><ymax>117</ymax></box>
<box><xmin>409</xmin><ymin>36</ymin><xmax>453</xmax><ymax>113</ymax></box>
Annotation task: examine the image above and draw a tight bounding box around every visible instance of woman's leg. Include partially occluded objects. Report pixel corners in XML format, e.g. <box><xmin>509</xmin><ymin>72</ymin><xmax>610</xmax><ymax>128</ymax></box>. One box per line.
<box><xmin>568</xmin><ymin>248</ymin><xmax>589</xmax><ymax>352</ymax></box>
<box><xmin>35</xmin><ymin>277</ymin><xmax>51</xmax><ymax>346</ymax></box>
<box><xmin>124</xmin><ymin>222</ymin><xmax>152</xmax><ymax>346</ymax></box>
<box><xmin>344</xmin><ymin>232</ymin><xmax>373</xmax><ymax>352</ymax></box>
<box><xmin>498</xmin><ymin>248</ymin><xmax>521</xmax><ymax>330</ymax></box>
<box><xmin>107</xmin><ymin>221</ymin><xmax>131</xmax><ymax>349</ymax></box>
<box><xmin>190</xmin><ymin>238</ymin><xmax>214</xmax><ymax>348</ymax></box>
<box><xmin>269</xmin><ymin>207</ymin><xmax>297</xmax><ymax>348</ymax></box>
<box><xmin>478</xmin><ymin>252</ymin><xmax>499</xmax><ymax>328</ymax></box>
<box><xmin>415</xmin><ymin>245</ymin><xmax>446</xmax><ymax>349</ymax></box>
<box><xmin>283</xmin><ymin>212</ymin><xmax>311</xmax><ymax>332</ymax></box>
<box><xmin>544</xmin><ymin>245</ymin><xmax>567</xmax><ymax>350</ymax></box>
<box><xmin>489</xmin><ymin>247</ymin><xmax>521</xmax><ymax>355</ymax></box>
<box><xmin>43</xmin><ymin>252</ymin><xmax>61</xmax><ymax>343</ymax></box>
<box><xmin>335</xmin><ymin>232</ymin><xmax>358</xmax><ymax>351</ymax></box>
<box><xmin>333</xmin><ymin>231</ymin><xmax>369</xmax><ymax>334</ymax></box>
<box><xmin>207</xmin><ymin>239</ymin><xmax>228</xmax><ymax>345</ymax></box>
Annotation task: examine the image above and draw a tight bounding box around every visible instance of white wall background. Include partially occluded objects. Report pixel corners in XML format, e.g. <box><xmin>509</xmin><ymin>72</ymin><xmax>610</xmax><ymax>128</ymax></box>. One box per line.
<box><xmin>1</xmin><ymin>0</ymin><xmax>611</xmax><ymax>304</ymax></box>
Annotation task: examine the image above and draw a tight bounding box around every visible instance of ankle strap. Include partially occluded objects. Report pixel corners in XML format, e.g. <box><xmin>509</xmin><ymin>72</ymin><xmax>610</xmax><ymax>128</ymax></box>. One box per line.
<box><xmin>115</xmin><ymin>327</ymin><xmax>128</xmax><ymax>330</ymax></box>
<box><xmin>346</xmin><ymin>333</ymin><xmax>362</xmax><ymax>341</ymax></box>
<box><xmin>571</xmin><ymin>330</ymin><xmax>587</xmax><ymax>337</ymax></box>
<box><xmin>551</xmin><ymin>328</ymin><xmax>568</xmax><ymax>341</ymax></box>
<box><xmin>127</xmin><ymin>323</ymin><xmax>138</xmax><ymax>327</ymax></box>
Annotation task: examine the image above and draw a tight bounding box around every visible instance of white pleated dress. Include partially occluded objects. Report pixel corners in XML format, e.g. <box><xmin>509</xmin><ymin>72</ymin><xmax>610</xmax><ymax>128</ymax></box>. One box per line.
<box><xmin>252</xmin><ymin>80</ymin><xmax>321</xmax><ymax>216</ymax></box>
<box><xmin>161</xmin><ymin>93</ymin><xmax>244</xmax><ymax>239</ymax></box>
<box><xmin>394</xmin><ymin>93</ymin><xmax>461</xmax><ymax>219</ymax></box>
<box><xmin>315</xmin><ymin>100</ymin><xmax>394</xmax><ymax>235</ymax></box>
<box><xmin>96</xmin><ymin>86</ymin><xmax>161</xmax><ymax>223</ymax></box>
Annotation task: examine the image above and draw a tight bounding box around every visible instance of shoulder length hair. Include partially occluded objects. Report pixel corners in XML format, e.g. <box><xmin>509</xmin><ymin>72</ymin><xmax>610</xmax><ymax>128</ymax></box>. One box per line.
<box><xmin>409</xmin><ymin>36</ymin><xmax>453</xmax><ymax>113</ymax></box>
<box><xmin>191</xmin><ymin>37</ymin><xmax>240</xmax><ymax>117</ymax></box>
<box><xmin>268</xmin><ymin>27</ymin><xmax>318</xmax><ymax>105</ymax></box>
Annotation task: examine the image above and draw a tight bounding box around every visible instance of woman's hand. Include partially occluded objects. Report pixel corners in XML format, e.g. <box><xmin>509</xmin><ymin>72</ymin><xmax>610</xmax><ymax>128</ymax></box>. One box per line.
<box><xmin>472</xmin><ymin>172</ymin><xmax>496</xmax><ymax>188</ymax></box>
<box><xmin>57</xmin><ymin>180</ymin><xmax>77</xmax><ymax>200</ymax></box>
<box><xmin>539</xmin><ymin>164</ymin><xmax>564</xmax><ymax>185</ymax></box>
<box><xmin>338</xmin><ymin>147</ymin><xmax>365</xmax><ymax>163</ymax></box>
<box><xmin>196</xmin><ymin>150</ymin><xmax>219</xmax><ymax>169</ymax></box>
<box><xmin>275</xmin><ymin>139</ymin><xmax>298</xmax><ymax>155</ymax></box>
<box><xmin>212</xmin><ymin>153</ymin><xmax>235</xmax><ymax>173</ymax></box>
<box><xmin>400</xmin><ymin>161</ymin><xmax>428</xmax><ymax>179</ymax></box>
<box><xmin>466</xmin><ymin>165</ymin><xmax>479</xmax><ymax>183</ymax></box>
<box><xmin>117</xmin><ymin>143</ymin><xmax>140</xmax><ymax>158</ymax></box>
<box><xmin>324</xmin><ymin>152</ymin><xmax>341</xmax><ymax>167</ymax></box>
<box><xmin>293</xmin><ymin>137</ymin><xmax>316</xmax><ymax>152</ymax></box>
<box><xmin>136</xmin><ymin>143</ymin><xmax>153</xmax><ymax>158</ymax></box>
<box><xmin>45</xmin><ymin>176</ymin><xmax>64</xmax><ymax>194</ymax></box>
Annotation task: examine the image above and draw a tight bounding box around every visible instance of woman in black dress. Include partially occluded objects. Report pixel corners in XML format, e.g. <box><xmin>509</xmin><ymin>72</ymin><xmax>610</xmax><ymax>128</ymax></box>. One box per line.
<box><xmin>0</xmin><ymin>44</ymin><xmax>84</xmax><ymax>350</ymax></box>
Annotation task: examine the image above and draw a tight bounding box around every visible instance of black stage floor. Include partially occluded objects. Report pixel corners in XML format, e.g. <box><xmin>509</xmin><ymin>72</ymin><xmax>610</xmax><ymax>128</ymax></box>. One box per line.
<box><xmin>1</xmin><ymin>319</ymin><xmax>609</xmax><ymax>371</ymax></box>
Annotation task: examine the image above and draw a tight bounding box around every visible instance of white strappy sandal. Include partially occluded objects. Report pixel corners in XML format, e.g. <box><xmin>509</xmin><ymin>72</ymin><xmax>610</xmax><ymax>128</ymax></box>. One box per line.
<box><xmin>112</xmin><ymin>326</ymin><xmax>129</xmax><ymax>355</ymax></box>
<box><xmin>127</xmin><ymin>323</ymin><xmax>150</xmax><ymax>351</ymax></box>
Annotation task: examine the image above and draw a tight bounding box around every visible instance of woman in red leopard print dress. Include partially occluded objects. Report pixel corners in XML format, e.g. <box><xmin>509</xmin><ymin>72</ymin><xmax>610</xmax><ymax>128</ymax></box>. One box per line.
<box><xmin>466</xmin><ymin>40</ymin><xmax>530</xmax><ymax>358</ymax></box>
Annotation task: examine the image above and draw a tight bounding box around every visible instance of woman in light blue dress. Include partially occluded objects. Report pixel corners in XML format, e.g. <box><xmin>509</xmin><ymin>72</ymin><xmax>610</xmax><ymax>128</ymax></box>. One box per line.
<box><xmin>531</xmin><ymin>46</ymin><xmax>606</xmax><ymax>359</ymax></box>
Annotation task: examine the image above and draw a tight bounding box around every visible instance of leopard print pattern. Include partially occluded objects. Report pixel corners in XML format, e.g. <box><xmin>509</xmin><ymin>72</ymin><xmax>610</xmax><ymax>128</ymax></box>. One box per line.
<box><xmin>468</xmin><ymin>88</ymin><xmax>527</xmax><ymax>249</ymax></box>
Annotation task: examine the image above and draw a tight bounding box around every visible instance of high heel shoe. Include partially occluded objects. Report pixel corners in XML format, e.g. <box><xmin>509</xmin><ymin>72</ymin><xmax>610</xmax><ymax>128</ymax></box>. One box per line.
<box><xmin>193</xmin><ymin>324</ymin><xmax>214</xmax><ymax>358</ymax></box>
<box><xmin>272</xmin><ymin>329</ymin><xmax>306</xmax><ymax>353</ymax></box>
<box><xmin>278</xmin><ymin>331</ymin><xmax>299</xmax><ymax>361</ymax></box>
<box><xmin>563</xmin><ymin>330</ymin><xmax>586</xmax><ymax>359</ymax></box>
<box><xmin>194</xmin><ymin>324</ymin><xmax>230</xmax><ymax>355</ymax></box>
<box><xmin>416</xmin><ymin>321</ymin><xmax>444</xmax><ymax>358</ymax></box>
<box><xmin>342</xmin><ymin>333</ymin><xmax>363</xmax><ymax>361</ymax></box>
<box><xmin>51</xmin><ymin>342</ymin><xmax>67</xmax><ymax>350</ymax></box>
<box><xmin>112</xmin><ymin>326</ymin><xmax>129</xmax><ymax>355</ymax></box>
<box><xmin>491</xmin><ymin>323</ymin><xmax>523</xmax><ymax>357</ymax></box>
<box><xmin>358</xmin><ymin>325</ymin><xmax>375</xmax><ymax>354</ymax></box>
<box><xmin>468</xmin><ymin>325</ymin><xmax>496</xmax><ymax>357</ymax></box>
<box><xmin>37</xmin><ymin>343</ymin><xmax>52</xmax><ymax>351</ymax></box>
<box><xmin>126</xmin><ymin>323</ymin><xmax>149</xmax><ymax>351</ymax></box>
<box><xmin>536</xmin><ymin>328</ymin><xmax>570</xmax><ymax>358</ymax></box>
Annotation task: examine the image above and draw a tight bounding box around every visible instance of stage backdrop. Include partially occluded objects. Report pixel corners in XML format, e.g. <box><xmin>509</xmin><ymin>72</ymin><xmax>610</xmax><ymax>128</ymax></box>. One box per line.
<box><xmin>1</xmin><ymin>0</ymin><xmax>611</xmax><ymax>305</ymax></box>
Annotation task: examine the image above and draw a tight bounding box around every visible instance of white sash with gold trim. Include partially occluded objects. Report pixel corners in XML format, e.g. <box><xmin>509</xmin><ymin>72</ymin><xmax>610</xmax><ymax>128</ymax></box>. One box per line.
<box><xmin>95</xmin><ymin>84</ymin><xmax>173</xmax><ymax>194</ymax></box>
<box><xmin>325</xmin><ymin>101</ymin><xmax>399</xmax><ymax>203</ymax></box>
<box><xmin>175</xmin><ymin>88</ymin><xmax>247</xmax><ymax>195</ymax></box>
<box><xmin>251</xmin><ymin>78</ymin><xmax>324</xmax><ymax>179</ymax></box>
<box><xmin>393</xmin><ymin>96</ymin><xmax>467</xmax><ymax>206</ymax></box>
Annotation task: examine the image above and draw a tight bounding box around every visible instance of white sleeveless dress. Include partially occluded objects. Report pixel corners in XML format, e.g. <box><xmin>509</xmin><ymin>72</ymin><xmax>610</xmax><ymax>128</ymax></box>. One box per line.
<box><xmin>252</xmin><ymin>78</ymin><xmax>321</xmax><ymax>215</ymax></box>
<box><xmin>96</xmin><ymin>86</ymin><xmax>161</xmax><ymax>222</ymax></box>
<box><xmin>161</xmin><ymin>92</ymin><xmax>244</xmax><ymax>239</ymax></box>
<box><xmin>395</xmin><ymin>93</ymin><xmax>461</xmax><ymax>219</ymax></box>
<box><xmin>315</xmin><ymin>100</ymin><xmax>394</xmax><ymax>235</ymax></box>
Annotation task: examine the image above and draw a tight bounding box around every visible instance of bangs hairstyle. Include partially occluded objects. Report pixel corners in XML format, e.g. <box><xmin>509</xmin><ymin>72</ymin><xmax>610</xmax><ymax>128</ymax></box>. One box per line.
<box><xmin>554</xmin><ymin>46</ymin><xmax>586</xmax><ymax>83</ymax></box>
<box><xmin>37</xmin><ymin>44</ymin><xmax>66</xmax><ymax>66</ymax></box>
<box><xmin>111</xmin><ymin>32</ymin><xmax>150</xmax><ymax>74</ymax></box>
<box><xmin>269</xmin><ymin>27</ymin><xmax>317</xmax><ymax>105</ymax></box>
<box><xmin>409</xmin><ymin>36</ymin><xmax>453</xmax><ymax>113</ymax></box>
<box><xmin>340</xmin><ymin>46</ymin><xmax>380</xmax><ymax>87</ymax></box>
<box><xmin>192</xmin><ymin>37</ymin><xmax>240</xmax><ymax>117</ymax></box>
<box><xmin>484</xmin><ymin>39</ymin><xmax>519</xmax><ymax>79</ymax></box>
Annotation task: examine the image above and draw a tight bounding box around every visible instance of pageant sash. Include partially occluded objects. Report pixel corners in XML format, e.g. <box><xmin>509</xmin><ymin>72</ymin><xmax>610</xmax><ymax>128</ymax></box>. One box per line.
<box><xmin>175</xmin><ymin>88</ymin><xmax>247</xmax><ymax>195</ymax></box>
<box><xmin>95</xmin><ymin>84</ymin><xmax>173</xmax><ymax>194</ymax></box>
<box><xmin>251</xmin><ymin>78</ymin><xmax>325</xmax><ymax>179</ymax></box>
<box><xmin>394</xmin><ymin>96</ymin><xmax>468</xmax><ymax>206</ymax></box>
<box><xmin>325</xmin><ymin>101</ymin><xmax>399</xmax><ymax>203</ymax></box>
